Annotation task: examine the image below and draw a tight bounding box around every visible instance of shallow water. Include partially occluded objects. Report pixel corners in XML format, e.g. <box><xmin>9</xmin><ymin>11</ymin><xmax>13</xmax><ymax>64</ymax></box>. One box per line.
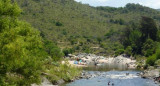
<box><xmin>63</xmin><ymin>70</ymin><xmax>158</xmax><ymax>86</ymax></box>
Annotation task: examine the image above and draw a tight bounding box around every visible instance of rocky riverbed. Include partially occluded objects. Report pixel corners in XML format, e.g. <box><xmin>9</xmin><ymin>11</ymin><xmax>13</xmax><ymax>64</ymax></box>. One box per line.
<box><xmin>64</xmin><ymin>53</ymin><xmax>137</xmax><ymax>70</ymax></box>
<box><xmin>62</xmin><ymin>71</ymin><xmax>159</xmax><ymax>86</ymax></box>
<box><xmin>32</xmin><ymin>70</ymin><xmax>159</xmax><ymax>86</ymax></box>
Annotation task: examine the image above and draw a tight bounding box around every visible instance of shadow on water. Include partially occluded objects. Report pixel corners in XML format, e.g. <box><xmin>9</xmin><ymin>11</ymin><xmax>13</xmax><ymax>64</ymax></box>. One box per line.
<box><xmin>83</xmin><ymin>62</ymin><xmax>137</xmax><ymax>71</ymax></box>
<box><xmin>82</xmin><ymin>66</ymin><xmax>135</xmax><ymax>71</ymax></box>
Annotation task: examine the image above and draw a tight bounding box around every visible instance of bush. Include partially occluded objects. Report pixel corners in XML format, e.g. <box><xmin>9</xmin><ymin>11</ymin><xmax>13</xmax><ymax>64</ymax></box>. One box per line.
<box><xmin>155</xmin><ymin>49</ymin><xmax>160</xmax><ymax>60</ymax></box>
<box><xmin>125</xmin><ymin>46</ymin><xmax>132</xmax><ymax>56</ymax></box>
<box><xmin>142</xmin><ymin>39</ymin><xmax>156</xmax><ymax>57</ymax></box>
<box><xmin>146</xmin><ymin>46</ymin><xmax>160</xmax><ymax>66</ymax></box>
<box><xmin>155</xmin><ymin>59</ymin><xmax>160</xmax><ymax>67</ymax></box>
<box><xmin>44</xmin><ymin>40</ymin><xmax>64</xmax><ymax>61</ymax></box>
<box><xmin>146</xmin><ymin>54</ymin><xmax>157</xmax><ymax>66</ymax></box>
<box><xmin>44</xmin><ymin>62</ymin><xmax>81</xmax><ymax>84</ymax></box>
<box><xmin>63</xmin><ymin>48</ymin><xmax>74</xmax><ymax>56</ymax></box>
<box><xmin>56</xmin><ymin>21</ymin><xmax>63</xmax><ymax>26</ymax></box>
<box><xmin>82</xmin><ymin>45</ymin><xmax>91</xmax><ymax>53</ymax></box>
<box><xmin>115</xmin><ymin>49</ymin><xmax>124</xmax><ymax>56</ymax></box>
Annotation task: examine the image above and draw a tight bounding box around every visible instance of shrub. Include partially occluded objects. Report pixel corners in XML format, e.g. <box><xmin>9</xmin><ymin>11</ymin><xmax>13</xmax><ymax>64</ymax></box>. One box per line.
<box><xmin>56</xmin><ymin>21</ymin><xmax>63</xmax><ymax>26</ymax></box>
<box><xmin>125</xmin><ymin>46</ymin><xmax>132</xmax><ymax>56</ymax></box>
<box><xmin>146</xmin><ymin>46</ymin><xmax>160</xmax><ymax>66</ymax></box>
<box><xmin>146</xmin><ymin>54</ymin><xmax>157</xmax><ymax>66</ymax></box>
<box><xmin>63</xmin><ymin>48</ymin><xmax>74</xmax><ymax>56</ymax></box>
<box><xmin>155</xmin><ymin>49</ymin><xmax>160</xmax><ymax>60</ymax></box>
<box><xmin>115</xmin><ymin>49</ymin><xmax>124</xmax><ymax>56</ymax></box>
<box><xmin>44</xmin><ymin>40</ymin><xmax>64</xmax><ymax>61</ymax></box>
<box><xmin>142</xmin><ymin>39</ymin><xmax>156</xmax><ymax>57</ymax></box>
<box><xmin>44</xmin><ymin>62</ymin><xmax>81</xmax><ymax>84</ymax></box>
<box><xmin>155</xmin><ymin>59</ymin><xmax>160</xmax><ymax>67</ymax></box>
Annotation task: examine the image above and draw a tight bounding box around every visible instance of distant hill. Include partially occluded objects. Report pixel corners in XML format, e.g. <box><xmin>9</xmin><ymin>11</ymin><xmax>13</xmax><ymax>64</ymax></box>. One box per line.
<box><xmin>15</xmin><ymin>0</ymin><xmax>160</xmax><ymax>55</ymax></box>
<box><xmin>157</xmin><ymin>9</ymin><xmax>160</xmax><ymax>11</ymax></box>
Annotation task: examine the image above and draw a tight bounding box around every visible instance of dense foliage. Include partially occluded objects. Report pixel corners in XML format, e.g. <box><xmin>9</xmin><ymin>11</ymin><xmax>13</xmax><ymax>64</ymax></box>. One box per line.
<box><xmin>0</xmin><ymin>0</ymin><xmax>46</xmax><ymax>85</ymax></box>
<box><xmin>122</xmin><ymin>17</ymin><xmax>158</xmax><ymax>56</ymax></box>
<box><xmin>121</xmin><ymin>16</ymin><xmax>160</xmax><ymax>66</ymax></box>
<box><xmin>146</xmin><ymin>48</ymin><xmax>160</xmax><ymax>66</ymax></box>
<box><xmin>0</xmin><ymin>0</ymin><xmax>68</xmax><ymax>85</ymax></box>
<box><xmin>44</xmin><ymin>39</ymin><xmax>64</xmax><ymax>61</ymax></box>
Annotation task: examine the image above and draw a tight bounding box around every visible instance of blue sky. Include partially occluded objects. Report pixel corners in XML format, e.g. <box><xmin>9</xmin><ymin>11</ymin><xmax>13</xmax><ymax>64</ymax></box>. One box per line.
<box><xmin>74</xmin><ymin>0</ymin><xmax>160</xmax><ymax>9</ymax></box>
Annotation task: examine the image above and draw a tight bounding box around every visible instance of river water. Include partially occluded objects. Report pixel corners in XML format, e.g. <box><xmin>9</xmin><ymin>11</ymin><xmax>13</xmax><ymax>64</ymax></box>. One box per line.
<box><xmin>62</xmin><ymin>70</ymin><xmax>158</xmax><ymax>86</ymax></box>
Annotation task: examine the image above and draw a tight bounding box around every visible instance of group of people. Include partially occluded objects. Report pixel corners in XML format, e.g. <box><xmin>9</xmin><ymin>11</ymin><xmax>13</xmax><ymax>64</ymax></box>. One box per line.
<box><xmin>108</xmin><ymin>81</ymin><xmax>114</xmax><ymax>86</ymax></box>
<box><xmin>74</xmin><ymin>58</ymin><xmax>86</xmax><ymax>65</ymax></box>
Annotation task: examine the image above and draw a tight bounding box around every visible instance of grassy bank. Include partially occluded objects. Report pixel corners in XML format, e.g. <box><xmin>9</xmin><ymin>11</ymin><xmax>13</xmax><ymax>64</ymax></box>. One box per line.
<box><xmin>42</xmin><ymin>59</ymin><xmax>82</xmax><ymax>85</ymax></box>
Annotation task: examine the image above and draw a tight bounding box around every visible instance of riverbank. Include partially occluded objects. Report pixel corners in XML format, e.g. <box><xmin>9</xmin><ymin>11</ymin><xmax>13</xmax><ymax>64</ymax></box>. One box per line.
<box><xmin>64</xmin><ymin>53</ymin><xmax>137</xmax><ymax>70</ymax></box>
<box><xmin>140</xmin><ymin>67</ymin><xmax>160</xmax><ymax>85</ymax></box>
<box><xmin>31</xmin><ymin>60</ymin><xmax>82</xmax><ymax>86</ymax></box>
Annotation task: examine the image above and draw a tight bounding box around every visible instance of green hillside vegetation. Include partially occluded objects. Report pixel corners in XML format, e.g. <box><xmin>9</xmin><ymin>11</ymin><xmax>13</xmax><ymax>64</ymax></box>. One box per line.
<box><xmin>14</xmin><ymin>0</ymin><xmax>160</xmax><ymax>67</ymax></box>
<box><xmin>15</xmin><ymin>0</ymin><xmax>160</xmax><ymax>55</ymax></box>
<box><xmin>157</xmin><ymin>9</ymin><xmax>160</xmax><ymax>11</ymax></box>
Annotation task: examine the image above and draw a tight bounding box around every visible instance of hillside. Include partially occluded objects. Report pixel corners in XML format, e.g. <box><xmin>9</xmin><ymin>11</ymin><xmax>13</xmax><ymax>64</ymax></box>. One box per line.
<box><xmin>15</xmin><ymin>0</ymin><xmax>160</xmax><ymax>55</ymax></box>
<box><xmin>157</xmin><ymin>9</ymin><xmax>160</xmax><ymax>11</ymax></box>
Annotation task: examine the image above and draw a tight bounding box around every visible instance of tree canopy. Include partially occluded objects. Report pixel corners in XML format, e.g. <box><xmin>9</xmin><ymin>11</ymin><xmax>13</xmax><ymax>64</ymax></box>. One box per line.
<box><xmin>0</xmin><ymin>0</ymin><xmax>46</xmax><ymax>85</ymax></box>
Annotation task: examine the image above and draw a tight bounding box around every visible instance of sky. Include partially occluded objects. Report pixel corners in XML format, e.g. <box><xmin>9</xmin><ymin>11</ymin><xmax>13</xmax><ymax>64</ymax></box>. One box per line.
<box><xmin>74</xmin><ymin>0</ymin><xmax>160</xmax><ymax>9</ymax></box>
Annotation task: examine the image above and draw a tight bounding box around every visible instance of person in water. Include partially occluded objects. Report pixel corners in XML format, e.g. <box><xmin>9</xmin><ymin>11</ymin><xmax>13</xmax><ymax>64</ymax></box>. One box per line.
<box><xmin>126</xmin><ymin>73</ymin><xmax>129</xmax><ymax>75</ymax></box>
<box><xmin>108</xmin><ymin>81</ymin><xmax>114</xmax><ymax>86</ymax></box>
<box><xmin>108</xmin><ymin>81</ymin><xmax>110</xmax><ymax>85</ymax></box>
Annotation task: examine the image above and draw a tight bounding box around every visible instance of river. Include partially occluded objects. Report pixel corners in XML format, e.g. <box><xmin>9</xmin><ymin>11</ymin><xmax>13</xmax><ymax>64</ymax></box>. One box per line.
<box><xmin>60</xmin><ymin>54</ymin><xmax>159</xmax><ymax>86</ymax></box>
<box><xmin>62</xmin><ymin>70</ymin><xmax>158</xmax><ymax>86</ymax></box>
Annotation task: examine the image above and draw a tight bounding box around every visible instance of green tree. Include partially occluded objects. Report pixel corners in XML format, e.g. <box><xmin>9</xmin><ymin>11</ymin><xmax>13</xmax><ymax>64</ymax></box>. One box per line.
<box><xmin>156</xmin><ymin>30</ymin><xmax>160</xmax><ymax>42</ymax></box>
<box><xmin>142</xmin><ymin>39</ymin><xmax>156</xmax><ymax>57</ymax></box>
<box><xmin>146</xmin><ymin>54</ymin><xmax>157</xmax><ymax>66</ymax></box>
<box><xmin>140</xmin><ymin>16</ymin><xmax>158</xmax><ymax>42</ymax></box>
<box><xmin>44</xmin><ymin>40</ymin><xmax>63</xmax><ymax>61</ymax></box>
<box><xmin>119</xmin><ymin>19</ymin><xmax>125</xmax><ymax>25</ymax></box>
<box><xmin>0</xmin><ymin>0</ymin><xmax>46</xmax><ymax>85</ymax></box>
<box><xmin>97</xmin><ymin>37</ymin><xmax>102</xmax><ymax>44</ymax></box>
<box><xmin>115</xmin><ymin>49</ymin><xmax>124</xmax><ymax>56</ymax></box>
<box><xmin>125</xmin><ymin>46</ymin><xmax>132</xmax><ymax>56</ymax></box>
<box><xmin>63</xmin><ymin>48</ymin><xmax>74</xmax><ymax>56</ymax></box>
<box><xmin>129</xmin><ymin>30</ymin><xmax>142</xmax><ymax>54</ymax></box>
<box><xmin>146</xmin><ymin>46</ymin><xmax>160</xmax><ymax>66</ymax></box>
<box><xmin>56</xmin><ymin>21</ymin><xmax>63</xmax><ymax>26</ymax></box>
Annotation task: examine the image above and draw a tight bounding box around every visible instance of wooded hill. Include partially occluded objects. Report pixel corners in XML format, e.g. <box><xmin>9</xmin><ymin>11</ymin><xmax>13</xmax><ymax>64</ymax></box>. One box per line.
<box><xmin>15</xmin><ymin>0</ymin><xmax>160</xmax><ymax>55</ymax></box>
